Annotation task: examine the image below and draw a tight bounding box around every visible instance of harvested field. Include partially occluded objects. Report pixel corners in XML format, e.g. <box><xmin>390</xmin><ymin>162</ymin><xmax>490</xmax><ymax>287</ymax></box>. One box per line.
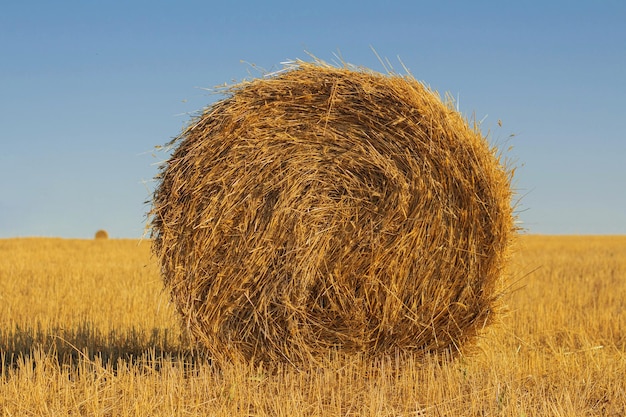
<box><xmin>1</xmin><ymin>236</ymin><xmax>625</xmax><ymax>415</ymax></box>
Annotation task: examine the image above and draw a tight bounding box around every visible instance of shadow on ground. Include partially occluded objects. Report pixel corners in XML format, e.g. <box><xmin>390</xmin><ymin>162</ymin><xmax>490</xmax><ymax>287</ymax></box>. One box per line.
<box><xmin>0</xmin><ymin>323</ymin><xmax>211</xmax><ymax>376</ymax></box>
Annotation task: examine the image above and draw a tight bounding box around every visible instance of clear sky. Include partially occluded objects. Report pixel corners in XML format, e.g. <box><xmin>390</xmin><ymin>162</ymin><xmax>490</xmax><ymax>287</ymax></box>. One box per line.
<box><xmin>1</xmin><ymin>0</ymin><xmax>625</xmax><ymax>238</ymax></box>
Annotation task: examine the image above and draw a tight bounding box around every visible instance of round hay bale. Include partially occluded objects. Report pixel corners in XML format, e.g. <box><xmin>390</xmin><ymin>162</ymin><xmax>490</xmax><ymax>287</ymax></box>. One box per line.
<box><xmin>94</xmin><ymin>229</ymin><xmax>109</xmax><ymax>240</ymax></box>
<box><xmin>150</xmin><ymin>61</ymin><xmax>515</xmax><ymax>364</ymax></box>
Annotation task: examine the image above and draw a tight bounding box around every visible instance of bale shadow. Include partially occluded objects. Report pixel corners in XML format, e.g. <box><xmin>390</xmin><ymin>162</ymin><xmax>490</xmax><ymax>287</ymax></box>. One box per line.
<box><xmin>0</xmin><ymin>323</ymin><xmax>212</xmax><ymax>377</ymax></box>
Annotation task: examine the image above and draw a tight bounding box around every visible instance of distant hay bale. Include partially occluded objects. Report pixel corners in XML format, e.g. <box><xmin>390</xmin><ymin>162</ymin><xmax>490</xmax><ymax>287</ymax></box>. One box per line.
<box><xmin>150</xmin><ymin>60</ymin><xmax>515</xmax><ymax>365</ymax></box>
<box><xmin>94</xmin><ymin>229</ymin><xmax>109</xmax><ymax>240</ymax></box>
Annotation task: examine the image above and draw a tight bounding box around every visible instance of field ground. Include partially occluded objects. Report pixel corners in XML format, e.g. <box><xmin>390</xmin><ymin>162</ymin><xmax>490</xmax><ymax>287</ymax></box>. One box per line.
<box><xmin>1</xmin><ymin>235</ymin><xmax>625</xmax><ymax>416</ymax></box>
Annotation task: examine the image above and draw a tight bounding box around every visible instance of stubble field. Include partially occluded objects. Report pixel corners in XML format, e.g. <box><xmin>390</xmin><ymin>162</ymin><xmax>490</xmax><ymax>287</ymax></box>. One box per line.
<box><xmin>1</xmin><ymin>235</ymin><xmax>625</xmax><ymax>416</ymax></box>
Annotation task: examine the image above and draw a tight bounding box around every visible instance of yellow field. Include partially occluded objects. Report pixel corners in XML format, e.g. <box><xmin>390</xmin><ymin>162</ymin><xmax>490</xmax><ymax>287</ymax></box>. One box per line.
<box><xmin>1</xmin><ymin>235</ymin><xmax>625</xmax><ymax>416</ymax></box>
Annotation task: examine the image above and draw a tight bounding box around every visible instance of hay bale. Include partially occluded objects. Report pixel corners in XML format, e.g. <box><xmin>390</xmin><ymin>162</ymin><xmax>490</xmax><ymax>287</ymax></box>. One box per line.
<box><xmin>150</xmin><ymin>60</ymin><xmax>515</xmax><ymax>364</ymax></box>
<box><xmin>94</xmin><ymin>229</ymin><xmax>109</xmax><ymax>240</ymax></box>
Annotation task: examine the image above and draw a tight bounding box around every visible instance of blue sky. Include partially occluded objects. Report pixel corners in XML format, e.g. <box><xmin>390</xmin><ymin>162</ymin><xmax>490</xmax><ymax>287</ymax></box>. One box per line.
<box><xmin>1</xmin><ymin>0</ymin><xmax>625</xmax><ymax>238</ymax></box>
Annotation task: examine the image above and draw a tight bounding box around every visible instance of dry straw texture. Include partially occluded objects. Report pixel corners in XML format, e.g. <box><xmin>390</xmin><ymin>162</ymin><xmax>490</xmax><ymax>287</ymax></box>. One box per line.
<box><xmin>95</xmin><ymin>229</ymin><xmax>109</xmax><ymax>240</ymax></box>
<box><xmin>150</xmin><ymin>60</ymin><xmax>515</xmax><ymax>365</ymax></box>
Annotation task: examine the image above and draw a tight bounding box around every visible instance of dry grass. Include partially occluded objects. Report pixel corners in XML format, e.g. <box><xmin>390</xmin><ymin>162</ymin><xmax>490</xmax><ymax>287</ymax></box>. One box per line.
<box><xmin>150</xmin><ymin>61</ymin><xmax>515</xmax><ymax>364</ymax></box>
<box><xmin>1</xmin><ymin>235</ymin><xmax>625</xmax><ymax>415</ymax></box>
